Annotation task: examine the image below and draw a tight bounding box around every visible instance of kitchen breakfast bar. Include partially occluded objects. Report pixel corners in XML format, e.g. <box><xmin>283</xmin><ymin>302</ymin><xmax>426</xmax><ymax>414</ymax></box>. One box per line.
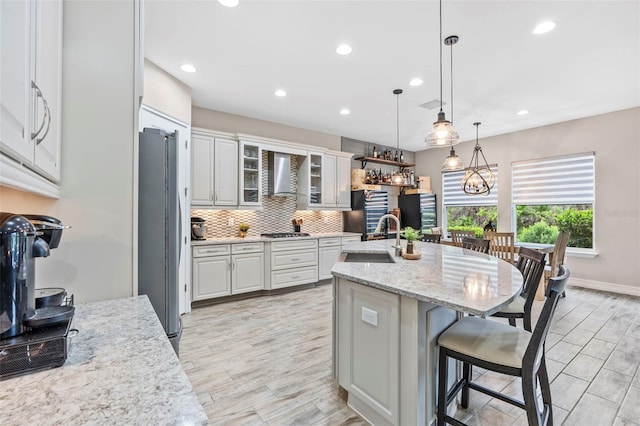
<box><xmin>331</xmin><ymin>240</ymin><xmax>524</xmax><ymax>426</ymax></box>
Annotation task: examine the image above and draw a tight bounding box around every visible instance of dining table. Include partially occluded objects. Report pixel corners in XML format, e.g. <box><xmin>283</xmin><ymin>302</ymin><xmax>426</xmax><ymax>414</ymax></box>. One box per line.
<box><xmin>331</xmin><ymin>239</ymin><xmax>524</xmax><ymax>426</ymax></box>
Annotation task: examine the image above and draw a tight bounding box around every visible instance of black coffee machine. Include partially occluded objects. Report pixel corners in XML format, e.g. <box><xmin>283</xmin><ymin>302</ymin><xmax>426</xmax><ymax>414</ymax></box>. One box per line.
<box><xmin>0</xmin><ymin>213</ymin><xmax>73</xmax><ymax>379</ymax></box>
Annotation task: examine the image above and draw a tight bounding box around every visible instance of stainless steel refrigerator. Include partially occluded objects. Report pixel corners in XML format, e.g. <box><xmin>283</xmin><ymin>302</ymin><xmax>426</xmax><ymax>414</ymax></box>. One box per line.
<box><xmin>138</xmin><ymin>128</ymin><xmax>182</xmax><ymax>355</ymax></box>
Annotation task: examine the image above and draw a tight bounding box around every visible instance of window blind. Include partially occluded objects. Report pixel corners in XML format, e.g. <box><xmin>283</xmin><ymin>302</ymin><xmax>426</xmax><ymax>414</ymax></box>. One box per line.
<box><xmin>512</xmin><ymin>152</ymin><xmax>595</xmax><ymax>205</ymax></box>
<box><xmin>442</xmin><ymin>168</ymin><xmax>499</xmax><ymax>206</ymax></box>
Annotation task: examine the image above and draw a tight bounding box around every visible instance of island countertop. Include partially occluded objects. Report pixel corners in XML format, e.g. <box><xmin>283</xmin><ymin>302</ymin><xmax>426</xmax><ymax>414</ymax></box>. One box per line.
<box><xmin>0</xmin><ymin>296</ymin><xmax>207</xmax><ymax>425</ymax></box>
<box><xmin>332</xmin><ymin>239</ymin><xmax>524</xmax><ymax>316</ymax></box>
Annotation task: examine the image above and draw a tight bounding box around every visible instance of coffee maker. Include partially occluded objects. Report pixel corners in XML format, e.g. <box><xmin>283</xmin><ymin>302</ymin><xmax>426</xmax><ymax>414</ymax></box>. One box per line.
<box><xmin>0</xmin><ymin>213</ymin><xmax>73</xmax><ymax>379</ymax></box>
<box><xmin>191</xmin><ymin>217</ymin><xmax>207</xmax><ymax>240</ymax></box>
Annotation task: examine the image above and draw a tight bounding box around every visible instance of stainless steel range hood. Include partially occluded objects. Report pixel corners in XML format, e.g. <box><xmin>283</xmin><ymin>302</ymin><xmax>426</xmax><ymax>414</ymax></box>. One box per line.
<box><xmin>267</xmin><ymin>152</ymin><xmax>297</xmax><ymax>197</ymax></box>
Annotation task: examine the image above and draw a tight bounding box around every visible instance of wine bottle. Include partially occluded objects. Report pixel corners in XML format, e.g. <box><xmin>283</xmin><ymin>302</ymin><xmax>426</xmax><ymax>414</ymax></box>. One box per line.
<box><xmin>400</xmin><ymin>151</ymin><xmax>404</xmax><ymax>162</ymax></box>
<box><xmin>372</xmin><ymin>145</ymin><xmax>378</xmax><ymax>158</ymax></box>
<box><xmin>394</xmin><ymin>150</ymin><xmax>399</xmax><ymax>162</ymax></box>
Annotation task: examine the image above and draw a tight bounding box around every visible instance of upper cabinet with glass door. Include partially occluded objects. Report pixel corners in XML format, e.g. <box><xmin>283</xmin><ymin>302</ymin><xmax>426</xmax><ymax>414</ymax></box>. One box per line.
<box><xmin>297</xmin><ymin>151</ymin><xmax>323</xmax><ymax>210</ymax></box>
<box><xmin>239</xmin><ymin>140</ymin><xmax>262</xmax><ymax>208</ymax></box>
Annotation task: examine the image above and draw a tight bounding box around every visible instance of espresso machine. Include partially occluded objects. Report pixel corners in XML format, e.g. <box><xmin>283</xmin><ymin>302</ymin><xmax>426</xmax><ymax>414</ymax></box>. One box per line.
<box><xmin>0</xmin><ymin>213</ymin><xmax>73</xmax><ymax>379</ymax></box>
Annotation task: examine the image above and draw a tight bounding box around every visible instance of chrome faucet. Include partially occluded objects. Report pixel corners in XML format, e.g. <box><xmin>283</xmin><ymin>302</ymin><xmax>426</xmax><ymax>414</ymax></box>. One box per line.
<box><xmin>374</xmin><ymin>214</ymin><xmax>402</xmax><ymax>256</ymax></box>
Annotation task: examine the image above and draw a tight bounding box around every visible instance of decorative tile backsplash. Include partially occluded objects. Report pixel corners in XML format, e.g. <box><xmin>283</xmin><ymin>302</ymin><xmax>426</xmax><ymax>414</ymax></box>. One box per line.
<box><xmin>191</xmin><ymin>152</ymin><xmax>343</xmax><ymax>238</ymax></box>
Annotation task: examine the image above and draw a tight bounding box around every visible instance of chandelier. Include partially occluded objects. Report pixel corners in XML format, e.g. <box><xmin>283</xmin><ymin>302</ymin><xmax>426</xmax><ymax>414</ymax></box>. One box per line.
<box><xmin>425</xmin><ymin>0</ymin><xmax>459</xmax><ymax>147</ymax></box>
<box><xmin>461</xmin><ymin>122</ymin><xmax>495</xmax><ymax>196</ymax></box>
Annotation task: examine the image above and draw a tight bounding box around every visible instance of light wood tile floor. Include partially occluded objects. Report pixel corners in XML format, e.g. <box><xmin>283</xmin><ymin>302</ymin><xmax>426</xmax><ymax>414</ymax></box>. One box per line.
<box><xmin>180</xmin><ymin>284</ymin><xmax>640</xmax><ymax>425</ymax></box>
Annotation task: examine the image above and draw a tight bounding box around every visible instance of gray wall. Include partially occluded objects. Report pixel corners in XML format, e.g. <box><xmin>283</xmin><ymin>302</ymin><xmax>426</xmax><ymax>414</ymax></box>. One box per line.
<box><xmin>415</xmin><ymin>107</ymin><xmax>640</xmax><ymax>290</ymax></box>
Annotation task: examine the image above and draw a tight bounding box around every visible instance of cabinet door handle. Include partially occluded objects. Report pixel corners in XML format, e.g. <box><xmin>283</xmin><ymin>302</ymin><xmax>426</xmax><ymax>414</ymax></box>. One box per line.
<box><xmin>290</xmin><ymin>258</ymin><xmax>300</xmax><ymax>261</ymax></box>
<box><xmin>215</xmin><ymin>190</ymin><xmax>219</xmax><ymax>202</ymax></box>
<box><xmin>227</xmin><ymin>260</ymin><xmax>230</xmax><ymax>270</ymax></box>
<box><xmin>30</xmin><ymin>81</ymin><xmax>50</xmax><ymax>143</ymax></box>
<box><xmin>232</xmin><ymin>260</ymin><xmax>235</xmax><ymax>270</ymax></box>
<box><xmin>291</xmin><ymin>275</ymin><xmax>299</xmax><ymax>280</ymax></box>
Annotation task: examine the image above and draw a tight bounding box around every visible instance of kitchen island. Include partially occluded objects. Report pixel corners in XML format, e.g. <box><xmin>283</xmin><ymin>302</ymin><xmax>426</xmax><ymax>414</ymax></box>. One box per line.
<box><xmin>331</xmin><ymin>240</ymin><xmax>523</xmax><ymax>426</ymax></box>
<box><xmin>0</xmin><ymin>296</ymin><xmax>207</xmax><ymax>425</ymax></box>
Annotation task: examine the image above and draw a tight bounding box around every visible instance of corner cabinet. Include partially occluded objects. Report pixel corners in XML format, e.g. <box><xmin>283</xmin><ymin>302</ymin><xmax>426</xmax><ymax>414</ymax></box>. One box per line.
<box><xmin>190</xmin><ymin>130</ymin><xmax>238</xmax><ymax>207</ymax></box>
<box><xmin>0</xmin><ymin>0</ymin><xmax>63</xmax><ymax>194</ymax></box>
<box><xmin>238</xmin><ymin>140</ymin><xmax>262</xmax><ymax>207</ymax></box>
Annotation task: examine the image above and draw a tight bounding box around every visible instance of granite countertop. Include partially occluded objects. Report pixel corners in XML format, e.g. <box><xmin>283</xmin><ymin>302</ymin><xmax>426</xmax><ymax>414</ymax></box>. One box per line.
<box><xmin>332</xmin><ymin>240</ymin><xmax>524</xmax><ymax>317</ymax></box>
<box><xmin>191</xmin><ymin>231</ymin><xmax>362</xmax><ymax>245</ymax></box>
<box><xmin>0</xmin><ymin>296</ymin><xmax>207</xmax><ymax>425</ymax></box>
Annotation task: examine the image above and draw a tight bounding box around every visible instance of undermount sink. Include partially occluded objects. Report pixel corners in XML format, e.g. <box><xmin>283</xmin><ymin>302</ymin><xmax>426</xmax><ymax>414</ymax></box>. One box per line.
<box><xmin>343</xmin><ymin>252</ymin><xmax>396</xmax><ymax>263</ymax></box>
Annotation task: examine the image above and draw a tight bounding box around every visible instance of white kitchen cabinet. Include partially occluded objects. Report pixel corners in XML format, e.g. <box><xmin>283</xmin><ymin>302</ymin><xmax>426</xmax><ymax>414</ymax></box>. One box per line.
<box><xmin>297</xmin><ymin>151</ymin><xmax>324</xmax><ymax>210</ymax></box>
<box><xmin>267</xmin><ymin>239</ymin><xmax>318</xmax><ymax>289</ymax></box>
<box><xmin>0</xmin><ymin>0</ymin><xmax>62</xmax><ymax>187</ymax></box>
<box><xmin>322</xmin><ymin>151</ymin><xmax>352</xmax><ymax>209</ymax></box>
<box><xmin>238</xmin><ymin>140</ymin><xmax>262</xmax><ymax>207</ymax></box>
<box><xmin>231</xmin><ymin>242</ymin><xmax>265</xmax><ymax>294</ymax></box>
<box><xmin>191</xmin><ymin>242</ymin><xmax>264</xmax><ymax>301</ymax></box>
<box><xmin>190</xmin><ymin>130</ymin><xmax>238</xmax><ymax>207</ymax></box>
<box><xmin>318</xmin><ymin>237</ymin><xmax>341</xmax><ymax>280</ymax></box>
<box><xmin>192</xmin><ymin>254</ymin><xmax>231</xmax><ymax>300</ymax></box>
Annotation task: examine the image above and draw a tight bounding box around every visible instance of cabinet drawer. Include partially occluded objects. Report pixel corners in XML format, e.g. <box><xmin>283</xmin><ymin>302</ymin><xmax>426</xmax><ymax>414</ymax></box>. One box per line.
<box><xmin>271</xmin><ymin>249</ymin><xmax>317</xmax><ymax>270</ymax></box>
<box><xmin>270</xmin><ymin>239</ymin><xmax>317</xmax><ymax>252</ymax></box>
<box><xmin>193</xmin><ymin>244</ymin><xmax>231</xmax><ymax>257</ymax></box>
<box><xmin>271</xmin><ymin>266</ymin><xmax>318</xmax><ymax>289</ymax></box>
<box><xmin>341</xmin><ymin>236</ymin><xmax>362</xmax><ymax>245</ymax></box>
<box><xmin>319</xmin><ymin>237</ymin><xmax>341</xmax><ymax>247</ymax></box>
<box><xmin>232</xmin><ymin>242</ymin><xmax>264</xmax><ymax>254</ymax></box>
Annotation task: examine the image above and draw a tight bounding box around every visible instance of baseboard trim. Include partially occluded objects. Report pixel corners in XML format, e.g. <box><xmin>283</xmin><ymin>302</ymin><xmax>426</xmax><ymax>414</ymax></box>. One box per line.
<box><xmin>569</xmin><ymin>278</ymin><xmax>640</xmax><ymax>297</ymax></box>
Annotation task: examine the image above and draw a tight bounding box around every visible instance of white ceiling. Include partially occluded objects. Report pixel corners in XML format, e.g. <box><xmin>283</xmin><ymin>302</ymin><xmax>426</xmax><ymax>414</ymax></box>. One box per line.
<box><xmin>144</xmin><ymin>0</ymin><xmax>640</xmax><ymax>152</ymax></box>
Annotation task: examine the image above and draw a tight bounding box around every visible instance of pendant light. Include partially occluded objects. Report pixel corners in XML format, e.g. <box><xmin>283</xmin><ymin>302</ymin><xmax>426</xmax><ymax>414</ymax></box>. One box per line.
<box><xmin>392</xmin><ymin>89</ymin><xmax>405</xmax><ymax>185</ymax></box>
<box><xmin>461</xmin><ymin>122</ymin><xmax>495</xmax><ymax>196</ymax></box>
<box><xmin>425</xmin><ymin>0</ymin><xmax>459</xmax><ymax>147</ymax></box>
<box><xmin>441</xmin><ymin>35</ymin><xmax>464</xmax><ymax>171</ymax></box>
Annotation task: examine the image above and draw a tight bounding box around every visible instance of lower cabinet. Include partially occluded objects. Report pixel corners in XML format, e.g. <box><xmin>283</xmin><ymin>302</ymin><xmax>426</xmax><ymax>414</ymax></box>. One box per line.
<box><xmin>267</xmin><ymin>239</ymin><xmax>318</xmax><ymax>289</ymax></box>
<box><xmin>192</xmin><ymin>242</ymin><xmax>264</xmax><ymax>301</ymax></box>
<box><xmin>318</xmin><ymin>237</ymin><xmax>341</xmax><ymax>280</ymax></box>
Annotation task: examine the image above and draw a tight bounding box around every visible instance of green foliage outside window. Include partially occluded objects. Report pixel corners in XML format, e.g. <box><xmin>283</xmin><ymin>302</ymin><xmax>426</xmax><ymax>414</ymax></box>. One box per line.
<box><xmin>446</xmin><ymin>206</ymin><xmax>498</xmax><ymax>238</ymax></box>
<box><xmin>516</xmin><ymin>204</ymin><xmax>593</xmax><ymax>248</ymax></box>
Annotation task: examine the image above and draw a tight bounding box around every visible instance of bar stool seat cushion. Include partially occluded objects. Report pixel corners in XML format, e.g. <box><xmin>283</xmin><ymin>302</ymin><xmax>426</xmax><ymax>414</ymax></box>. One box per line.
<box><xmin>438</xmin><ymin>316</ymin><xmax>531</xmax><ymax>369</ymax></box>
<box><xmin>497</xmin><ymin>296</ymin><xmax>525</xmax><ymax>314</ymax></box>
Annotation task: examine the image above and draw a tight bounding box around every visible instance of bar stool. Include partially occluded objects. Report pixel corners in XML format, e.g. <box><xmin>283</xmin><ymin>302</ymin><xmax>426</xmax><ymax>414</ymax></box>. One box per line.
<box><xmin>437</xmin><ymin>266</ymin><xmax>570</xmax><ymax>426</ymax></box>
<box><xmin>491</xmin><ymin>247</ymin><xmax>546</xmax><ymax>331</ymax></box>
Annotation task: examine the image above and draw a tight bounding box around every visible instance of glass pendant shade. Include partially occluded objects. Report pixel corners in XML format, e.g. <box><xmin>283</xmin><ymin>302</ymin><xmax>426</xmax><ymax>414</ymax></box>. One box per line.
<box><xmin>461</xmin><ymin>122</ymin><xmax>495</xmax><ymax>196</ymax></box>
<box><xmin>426</xmin><ymin>112</ymin><xmax>459</xmax><ymax>146</ymax></box>
<box><xmin>442</xmin><ymin>146</ymin><xmax>464</xmax><ymax>171</ymax></box>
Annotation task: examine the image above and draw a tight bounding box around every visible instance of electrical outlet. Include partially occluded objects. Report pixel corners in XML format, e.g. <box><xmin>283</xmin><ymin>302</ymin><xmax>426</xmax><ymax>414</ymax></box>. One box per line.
<box><xmin>227</xmin><ymin>218</ymin><xmax>235</xmax><ymax>226</ymax></box>
<box><xmin>361</xmin><ymin>307</ymin><xmax>378</xmax><ymax>327</ymax></box>
<box><xmin>323</xmin><ymin>216</ymin><xmax>329</xmax><ymax>224</ymax></box>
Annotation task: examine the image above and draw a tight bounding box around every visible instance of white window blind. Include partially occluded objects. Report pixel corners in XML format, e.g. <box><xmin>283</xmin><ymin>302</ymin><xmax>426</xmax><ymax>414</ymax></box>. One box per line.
<box><xmin>512</xmin><ymin>152</ymin><xmax>595</xmax><ymax>205</ymax></box>
<box><xmin>442</xmin><ymin>168</ymin><xmax>499</xmax><ymax>206</ymax></box>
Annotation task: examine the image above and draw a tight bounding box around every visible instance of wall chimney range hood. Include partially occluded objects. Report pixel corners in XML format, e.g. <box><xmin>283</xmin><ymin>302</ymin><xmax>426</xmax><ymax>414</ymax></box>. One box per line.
<box><xmin>267</xmin><ymin>152</ymin><xmax>297</xmax><ymax>197</ymax></box>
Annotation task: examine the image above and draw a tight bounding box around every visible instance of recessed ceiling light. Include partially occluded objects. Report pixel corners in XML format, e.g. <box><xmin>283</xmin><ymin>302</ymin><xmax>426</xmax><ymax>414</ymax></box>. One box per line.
<box><xmin>180</xmin><ymin>64</ymin><xmax>196</xmax><ymax>73</ymax></box>
<box><xmin>533</xmin><ymin>21</ymin><xmax>556</xmax><ymax>35</ymax></box>
<box><xmin>218</xmin><ymin>0</ymin><xmax>239</xmax><ymax>7</ymax></box>
<box><xmin>517</xmin><ymin>110</ymin><xmax>529</xmax><ymax>116</ymax></box>
<box><xmin>340</xmin><ymin>108</ymin><xmax>350</xmax><ymax>115</ymax></box>
<box><xmin>274</xmin><ymin>89</ymin><xmax>287</xmax><ymax>97</ymax></box>
<box><xmin>336</xmin><ymin>44</ymin><xmax>352</xmax><ymax>55</ymax></box>
<box><xmin>409</xmin><ymin>78</ymin><xmax>423</xmax><ymax>87</ymax></box>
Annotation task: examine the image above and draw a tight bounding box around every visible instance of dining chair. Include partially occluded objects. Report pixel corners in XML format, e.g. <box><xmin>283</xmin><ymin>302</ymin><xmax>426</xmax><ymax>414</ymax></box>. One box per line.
<box><xmin>491</xmin><ymin>247</ymin><xmax>546</xmax><ymax>331</ymax></box>
<box><xmin>544</xmin><ymin>231</ymin><xmax>571</xmax><ymax>297</ymax></box>
<box><xmin>460</xmin><ymin>237</ymin><xmax>490</xmax><ymax>253</ymax></box>
<box><xmin>483</xmin><ymin>231</ymin><xmax>515</xmax><ymax>264</ymax></box>
<box><xmin>422</xmin><ymin>233</ymin><xmax>441</xmax><ymax>244</ymax></box>
<box><xmin>437</xmin><ymin>266</ymin><xmax>570</xmax><ymax>426</ymax></box>
<box><xmin>431</xmin><ymin>227</ymin><xmax>443</xmax><ymax>236</ymax></box>
<box><xmin>450</xmin><ymin>230</ymin><xmax>475</xmax><ymax>247</ymax></box>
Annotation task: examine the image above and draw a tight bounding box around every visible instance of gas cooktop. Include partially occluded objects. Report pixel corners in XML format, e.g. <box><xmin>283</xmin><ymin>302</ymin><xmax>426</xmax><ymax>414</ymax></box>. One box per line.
<box><xmin>261</xmin><ymin>232</ymin><xmax>311</xmax><ymax>238</ymax></box>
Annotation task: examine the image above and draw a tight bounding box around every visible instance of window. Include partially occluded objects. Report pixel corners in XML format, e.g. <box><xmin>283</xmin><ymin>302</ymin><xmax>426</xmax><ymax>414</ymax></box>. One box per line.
<box><xmin>442</xmin><ymin>168</ymin><xmax>498</xmax><ymax>237</ymax></box>
<box><xmin>512</xmin><ymin>152</ymin><xmax>595</xmax><ymax>249</ymax></box>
